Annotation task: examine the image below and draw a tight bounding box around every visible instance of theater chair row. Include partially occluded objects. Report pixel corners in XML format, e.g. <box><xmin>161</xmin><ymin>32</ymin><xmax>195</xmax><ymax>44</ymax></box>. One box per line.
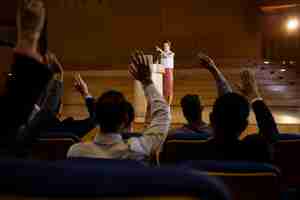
<box><xmin>0</xmin><ymin>158</ymin><xmax>230</xmax><ymax>200</ymax></box>
<box><xmin>161</xmin><ymin>132</ymin><xmax>300</xmax><ymax>188</ymax></box>
<box><xmin>23</xmin><ymin>132</ymin><xmax>300</xmax><ymax>200</ymax></box>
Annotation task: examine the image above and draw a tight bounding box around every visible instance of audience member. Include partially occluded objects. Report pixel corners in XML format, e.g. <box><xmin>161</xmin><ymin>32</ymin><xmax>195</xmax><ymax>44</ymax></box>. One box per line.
<box><xmin>25</xmin><ymin>61</ymin><xmax>96</xmax><ymax>140</ymax></box>
<box><xmin>189</xmin><ymin>68</ymin><xmax>279</xmax><ymax>163</ymax></box>
<box><xmin>74</xmin><ymin>74</ymin><xmax>136</xmax><ymax>134</ymax></box>
<box><xmin>0</xmin><ymin>0</ymin><xmax>54</xmax><ymax>156</ymax></box>
<box><xmin>169</xmin><ymin>94</ymin><xmax>212</xmax><ymax>136</ymax></box>
<box><xmin>168</xmin><ymin>53</ymin><xmax>232</xmax><ymax>136</ymax></box>
<box><xmin>67</xmin><ymin>51</ymin><xmax>171</xmax><ymax>161</ymax></box>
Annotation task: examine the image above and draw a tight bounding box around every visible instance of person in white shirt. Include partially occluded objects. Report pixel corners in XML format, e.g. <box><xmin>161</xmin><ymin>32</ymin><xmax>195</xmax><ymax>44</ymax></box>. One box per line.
<box><xmin>67</xmin><ymin>51</ymin><xmax>171</xmax><ymax>162</ymax></box>
<box><xmin>156</xmin><ymin>41</ymin><xmax>175</xmax><ymax>105</ymax></box>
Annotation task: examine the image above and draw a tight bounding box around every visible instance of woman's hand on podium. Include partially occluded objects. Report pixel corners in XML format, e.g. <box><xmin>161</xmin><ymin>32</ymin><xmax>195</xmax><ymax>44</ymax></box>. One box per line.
<box><xmin>130</xmin><ymin>51</ymin><xmax>153</xmax><ymax>86</ymax></box>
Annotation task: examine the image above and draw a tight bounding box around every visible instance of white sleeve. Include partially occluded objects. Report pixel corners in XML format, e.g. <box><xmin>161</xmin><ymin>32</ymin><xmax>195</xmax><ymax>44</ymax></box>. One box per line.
<box><xmin>129</xmin><ymin>83</ymin><xmax>171</xmax><ymax>156</ymax></box>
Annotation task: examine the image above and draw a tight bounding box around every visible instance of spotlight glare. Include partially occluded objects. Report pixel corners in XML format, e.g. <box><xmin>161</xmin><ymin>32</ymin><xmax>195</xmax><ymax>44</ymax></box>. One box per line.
<box><xmin>280</xmin><ymin>68</ymin><xmax>287</xmax><ymax>72</ymax></box>
<box><xmin>287</xmin><ymin>18</ymin><xmax>299</xmax><ymax>31</ymax></box>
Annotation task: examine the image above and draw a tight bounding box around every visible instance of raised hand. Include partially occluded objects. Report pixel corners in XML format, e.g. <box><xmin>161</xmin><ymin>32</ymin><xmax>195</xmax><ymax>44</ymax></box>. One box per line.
<box><xmin>197</xmin><ymin>52</ymin><xmax>233</xmax><ymax>96</ymax></box>
<box><xmin>129</xmin><ymin>51</ymin><xmax>152</xmax><ymax>86</ymax></box>
<box><xmin>45</xmin><ymin>51</ymin><xmax>64</xmax><ymax>80</ymax></box>
<box><xmin>236</xmin><ymin>68</ymin><xmax>261</xmax><ymax>102</ymax></box>
<box><xmin>197</xmin><ymin>52</ymin><xmax>217</xmax><ymax>70</ymax></box>
<box><xmin>73</xmin><ymin>73</ymin><xmax>90</xmax><ymax>97</ymax></box>
<box><xmin>155</xmin><ymin>46</ymin><xmax>162</xmax><ymax>52</ymax></box>
<box><xmin>23</xmin><ymin>0</ymin><xmax>45</xmax><ymax>13</ymax></box>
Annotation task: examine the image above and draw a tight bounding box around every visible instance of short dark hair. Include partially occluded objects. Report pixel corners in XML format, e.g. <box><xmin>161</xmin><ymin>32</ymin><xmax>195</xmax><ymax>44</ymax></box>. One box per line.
<box><xmin>124</xmin><ymin>101</ymin><xmax>135</xmax><ymax>129</ymax></box>
<box><xmin>17</xmin><ymin>0</ymin><xmax>46</xmax><ymax>35</ymax></box>
<box><xmin>211</xmin><ymin>93</ymin><xmax>250</xmax><ymax>138</ymax></box>
<box><xmin>181</xmin><ymin>94</ymin><xmax>202</xmax><ymax>124</ymax></box>
<box><xmin>95</xmin><ymin>90</ymin><xmax>128</xmax><ymax>133</ymax></box>
<box><xmin>163</xmin><ymin>40</ymin><xmax>171</xmax><ymax>46</ymax></box>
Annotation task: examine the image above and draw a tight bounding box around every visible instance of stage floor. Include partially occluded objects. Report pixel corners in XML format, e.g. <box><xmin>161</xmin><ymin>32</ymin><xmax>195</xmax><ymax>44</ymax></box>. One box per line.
<box><xmin>61</xmin><ymin>70</ymin><xmax>300</xmax><ymax>137</ymax></box>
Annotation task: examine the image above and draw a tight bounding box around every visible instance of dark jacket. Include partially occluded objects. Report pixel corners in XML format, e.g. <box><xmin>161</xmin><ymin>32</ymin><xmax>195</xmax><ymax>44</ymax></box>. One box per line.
<box><xmin>0</xmin><ymin>53</ymin><xmax>53</xmax><ymax>156</ymax></box>
<box><xmin>164</xmin><ymin>100</ymin><xmax>279</xmax><ymax>163</ymax></box>
<box><xmin>197</xmin><ymin>100</ymin><xmax>279</xmax><ymax>163</ymax></box>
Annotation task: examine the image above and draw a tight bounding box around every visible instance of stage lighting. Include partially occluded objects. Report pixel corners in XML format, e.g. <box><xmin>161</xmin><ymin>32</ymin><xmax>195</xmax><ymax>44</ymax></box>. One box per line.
<box><xmin>287</xmin><ymin>18</ymin><xmax>299</xmax><ymax>31</ymax></box>
<box><xmin>280</xmin><ymin>68</ymin><xmax>287</xmax><ymax>72</ymax></box>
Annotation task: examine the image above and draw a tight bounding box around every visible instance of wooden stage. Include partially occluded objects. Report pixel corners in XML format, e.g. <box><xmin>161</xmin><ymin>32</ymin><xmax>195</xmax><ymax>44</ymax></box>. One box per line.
<box><xmin>61</xmin><ymin>69</ymin><xmax>300</xmax><ymax>139</ymax></box>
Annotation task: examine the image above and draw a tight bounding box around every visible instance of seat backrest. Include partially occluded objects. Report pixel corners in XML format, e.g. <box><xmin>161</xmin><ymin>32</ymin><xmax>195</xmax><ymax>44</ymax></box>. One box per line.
<box><xmin>274</xmin><ymin>135</ymin><xmax>300</xmax><ymax>187</ymax></box>
<box><xmin>167</xmin><ymin>132</ymin><xmax>210</xmax><ymax>141</ymax></box>
<box><xmin>0</xmin><ymin>159</ymin><xmax>230</xmax><ymax>200</ymax></box>
<box><xmin>30</xmin><ymin>138</ymin><xmax>77</xmax><ymax>160</ymax></box>
<box><xmin>278</xmin><ymin>133</ymin><xmax>300</xmax><ymax>140</ymax></box>
<box><xmin>0</xmin><ymin>196</ymin><xmax>217</xmax><ymax>200</ymax></box>
<box><xmin>181</xmin><ymin>160</ymin><xmax>281</xmax><ymax>200</ymax></box>
<box><xmin>160</xmin><ymin>139</ymin><xmax>207</xmax><ymax>164</ymax></box>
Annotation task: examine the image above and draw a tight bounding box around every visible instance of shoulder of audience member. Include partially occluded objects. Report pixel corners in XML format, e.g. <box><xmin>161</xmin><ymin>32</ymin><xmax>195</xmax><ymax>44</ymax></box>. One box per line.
<box><xmin>167</xmin><ymin>127</ymin><xmax>186</xmax><ymax>135</ymax></box>
<box><xmin>242</xmin><ymin>134</ymin><xmax>271</xmax><ymax>145</ymax></box>
<box><xmin>68</xmin><ymin>142</ymin><xmax>93</xmax><ymax>157</ymax></box>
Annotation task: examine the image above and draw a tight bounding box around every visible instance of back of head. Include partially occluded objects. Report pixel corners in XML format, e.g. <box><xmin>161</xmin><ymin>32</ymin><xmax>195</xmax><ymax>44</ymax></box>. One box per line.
<box><xmin>181</xmin><ymin>94</ymin><xmax>202</xmax><ymax>124</ymax></box>
<box><xmin>95</xmin><ymin>90</ymin><xmax>128</xmax><ymax>133</ymax></box>
<box><xmin>17</xmin><ymin>0</ymin><xmax>46</xmax><ymax>37</ymax></box>
<box><xmin>211</xmin><ymin>93</ymin><xmax>250</xmax><ymax>139</ymax></box>
<box><xmin>124</xmin><ymin>101</ymin><xmax>135</xmax><ymax>130</ymax></box>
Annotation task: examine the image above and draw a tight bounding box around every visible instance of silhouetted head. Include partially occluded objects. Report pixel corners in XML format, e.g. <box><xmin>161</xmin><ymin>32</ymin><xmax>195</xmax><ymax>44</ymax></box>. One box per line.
<box><xmin>181</xmin><ymin>94</ymin><xmax>203</xmax><ymax>124</ymax></box>
<box><xmin>17</xmin><ymin>0</ymin><xmax>46</xmax><ymax>41</ymax></box>
<box><xmin>123</xmin><ymin>101</ymin><xmax>135</xmax><ymax>132</ymax></box>
<box><xmin>163</xmin><ymin>40</ymin><xmax>171</xmax><ymax>52</ymax></box>
<box><xmin>95</xmin><ymin>90</ymin><xmax>134</xmax><ymax>133</ymax></box>
<box><xmin>210</xmin><ymin>93</ymin><xmax>250</xmax><ymax>141</ymax></box>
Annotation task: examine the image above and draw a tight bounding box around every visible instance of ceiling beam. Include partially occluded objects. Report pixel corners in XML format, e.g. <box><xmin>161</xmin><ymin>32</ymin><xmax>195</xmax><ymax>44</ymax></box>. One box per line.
<box><xmin>257</xmin><ymin>0</ymin><xmax>300</xmax><ymax>13</ymax></box>
<box><xmin>257</xmin><ymin>0</ymin><xmax>300</xmax><ymax>6</ymax></box>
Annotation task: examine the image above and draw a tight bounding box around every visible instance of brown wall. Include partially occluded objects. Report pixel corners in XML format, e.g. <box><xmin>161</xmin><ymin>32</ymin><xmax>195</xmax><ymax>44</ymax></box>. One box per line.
<box><xmin>46</xmin><ymin>0</ymin><xmax>262</xmax><ymax>68</ymax></box>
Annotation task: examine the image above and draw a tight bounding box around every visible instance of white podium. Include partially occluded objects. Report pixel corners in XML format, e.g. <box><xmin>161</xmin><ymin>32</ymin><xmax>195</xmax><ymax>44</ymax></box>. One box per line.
<box><xmin>134</xmin><ymin>56</ymin><xmax>165</xmax><ymax>122</ymax></box>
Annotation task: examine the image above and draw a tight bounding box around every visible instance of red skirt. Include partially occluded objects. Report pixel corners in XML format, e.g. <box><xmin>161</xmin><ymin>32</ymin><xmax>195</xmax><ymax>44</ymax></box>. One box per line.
<box><xmin>163</xmin><ymin>68</ymin><xmax>174</xmax><ymax>98</ymax></box>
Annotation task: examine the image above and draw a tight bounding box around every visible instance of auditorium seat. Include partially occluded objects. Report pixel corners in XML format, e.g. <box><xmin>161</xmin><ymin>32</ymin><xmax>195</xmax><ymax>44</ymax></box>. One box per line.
<box><xmin>167</xmin><ymin>132</ymin><xmax>211</xmax><ymax>141</ymax></box>
<box><xmin>0</xmin><ymin>159</ymin><xmax>230</xmax><ymax>200</ymax></box>
<box><xmin>30</xmin><ymin>133</ymin><xmax>80</xmax><ymax>160</ymax></box>
<box><xmin>180</xmin><ymin>160</ymin><xmax>281</xmax><ymax>200</ymax></box>
<box><xmin>278</xmin><ymin>133</ymin><xmax>300</xmax><ymax>140</ymax></box>
<box><xmin>121</xmin><ymin>132</ymin><xmax>143</xmax><ymax>140</ymax></box>
<box><xmin>273</xmin><ymin>133</ymin><xmax>300</xmax><ymax>187</ymax></box>
<box><xmin>160</xmin><ymin>138</ymin><xmax>207</xmax><ymax>164</ymax></box>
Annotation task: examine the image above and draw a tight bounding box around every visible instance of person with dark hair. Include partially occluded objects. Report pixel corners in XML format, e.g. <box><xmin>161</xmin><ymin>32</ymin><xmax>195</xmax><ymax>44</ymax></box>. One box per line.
<box><xmin>123</xmin><ymin>101</ymin><xmax>135</xmax><ymax>132</ymax></box>
<box><xmin>188</xmin><ymin>68</ymin><xmax>279</xmax><ymax>162</ymax></box>
<box><xmin>72</xmin><ymin>74</ymin><xmax>135</xmax><ymax>135</ymax></box>
<box><xmin>168</xmin><ymin>53</ymin><xmax>232</xmax><ymax>136</ymax></box>
<box><xmin>23</xmin><ymin>69</ymin><xmax>97</xmax><ymax>142</ymax></box>
<box><xmin>169</xmin><ymin>94</ymin><xmax>212</xmax><ymax>136</ymax></box>
<box><xmin>210</xmin><ymin>93</ymin><xmax>251</xmax><ymax>141</ymax></box>
<box><xmin>9</xmin><ymin>0</ymin><xmax>96</xmax><ymax>146</ymax></box>
<box><xmin>0</xmin><ymin>0</ymin><xmax>55</xmax><ymax>156</ymax></box>
<box><xmin>67</xmin><ymin>51</ymin><xmax>171</xmax><ymax>161</ymax></box>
